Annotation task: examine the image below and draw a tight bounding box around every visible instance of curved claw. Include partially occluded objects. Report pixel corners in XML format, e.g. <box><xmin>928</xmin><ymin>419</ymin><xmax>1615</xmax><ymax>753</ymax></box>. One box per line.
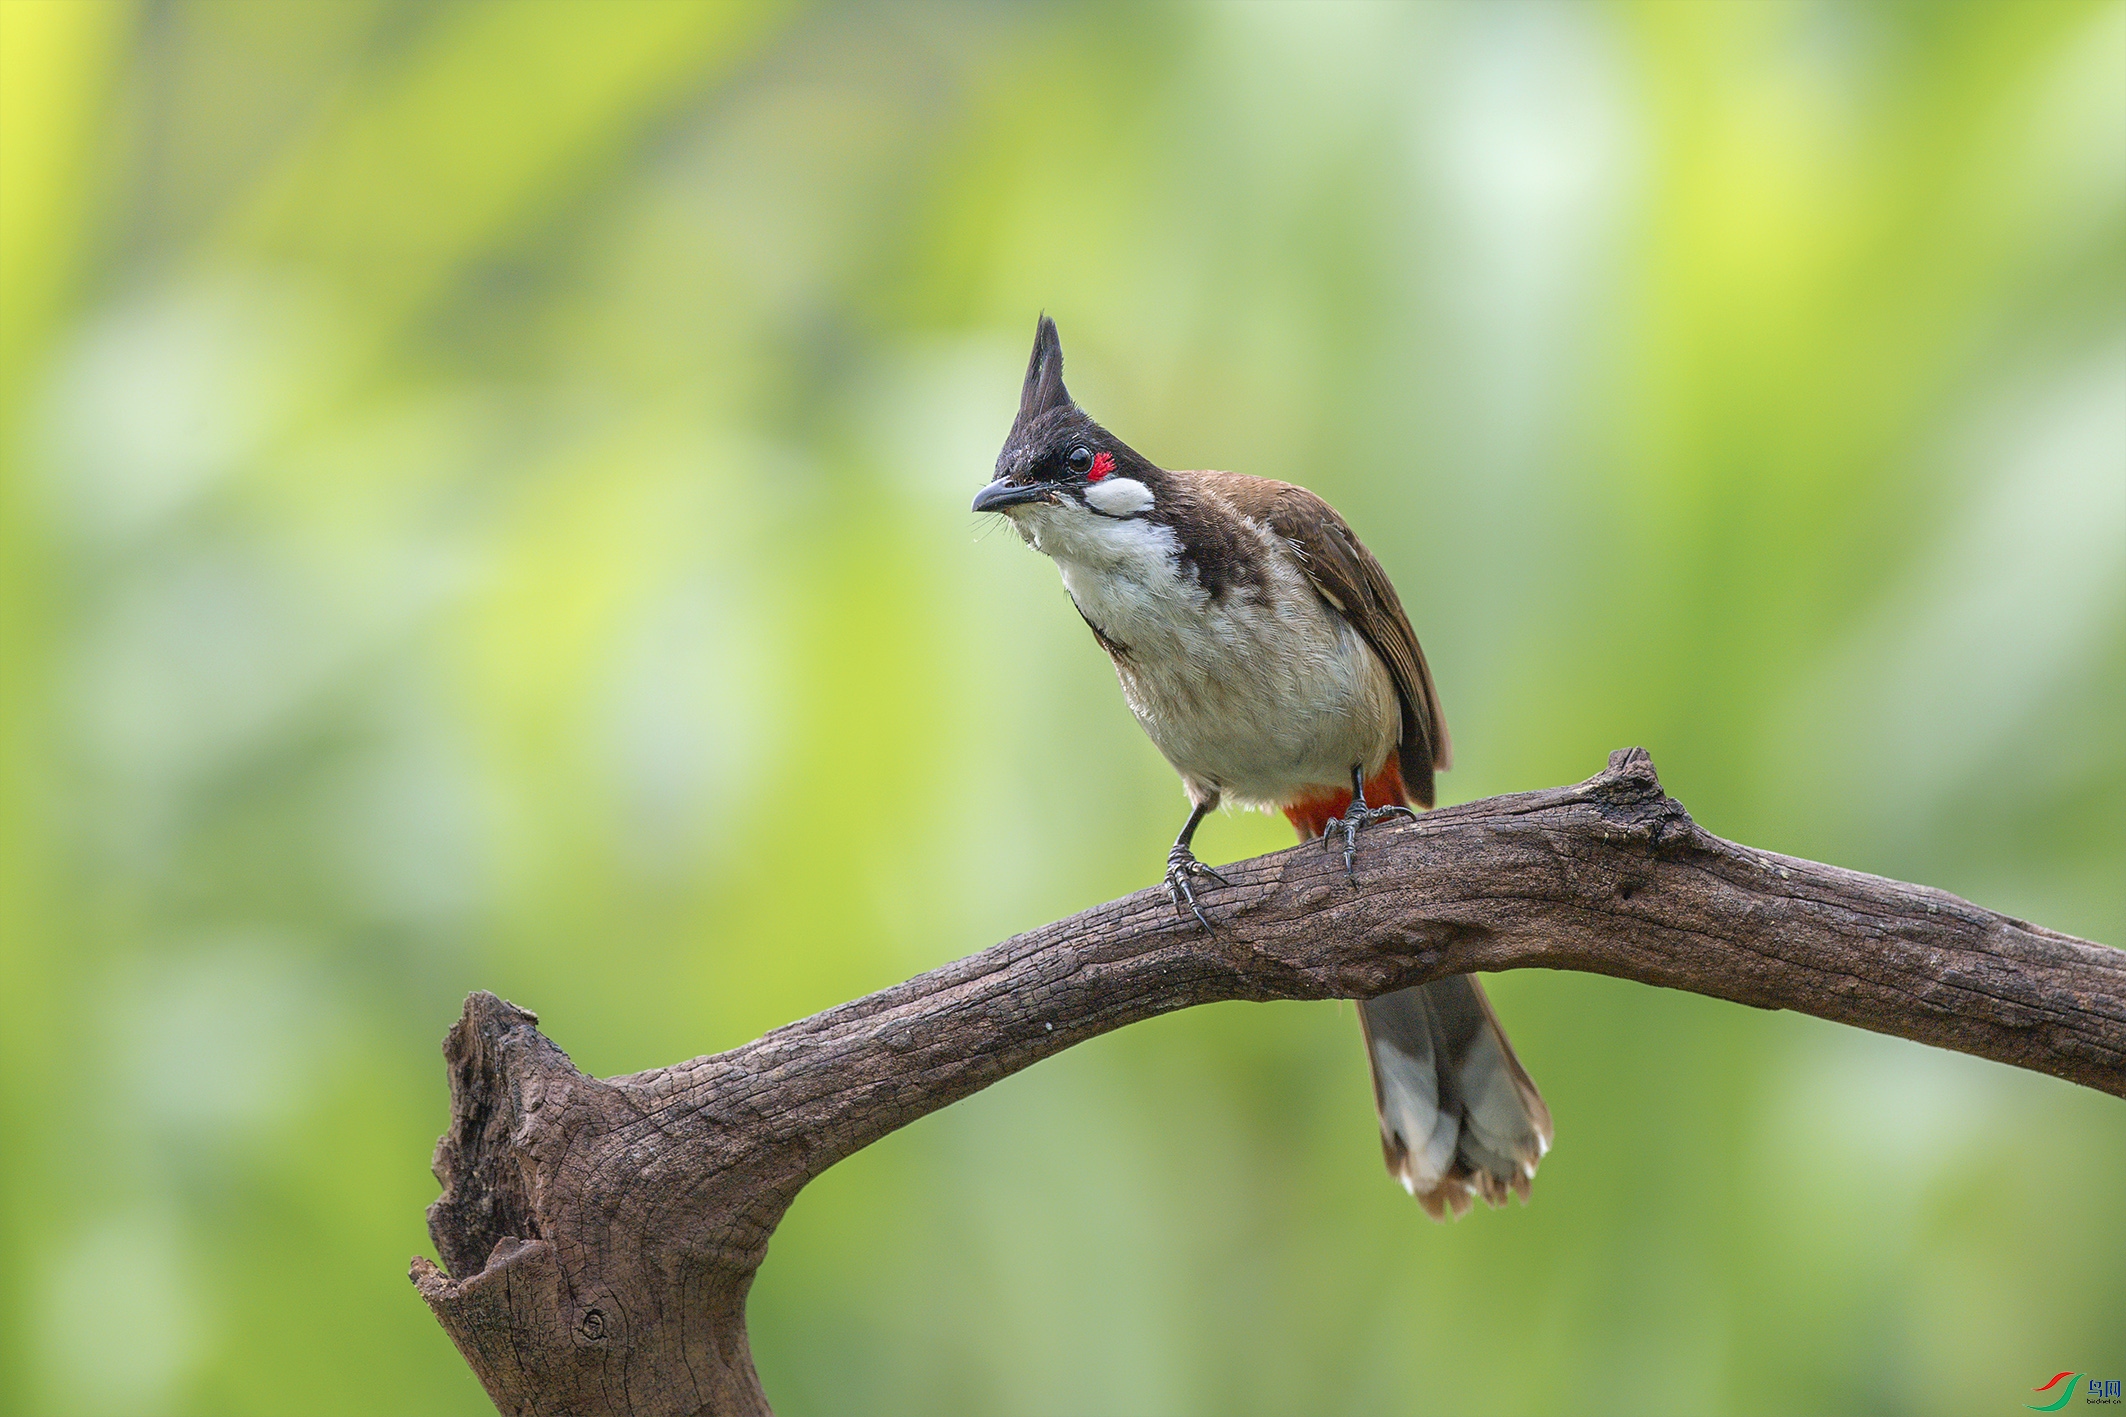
<box><xmin>1164</xmin><ymin>849</ymin><xmax>1230</xmax><ymax>932</ymax></box>
<box><xmin>1330</xmin><ymin>803</ymin><xmax>1416</xmax><ymax>884</ymax></box>
<box><xmin>1192</xmin><ymin>860</ymin><xmax>1234</xmax><ymax>888</ymax></box>
<box><xmin>1167</xmin><ymin>875</ymin><xmax>1212</xmax><ymax>932</ymax></box>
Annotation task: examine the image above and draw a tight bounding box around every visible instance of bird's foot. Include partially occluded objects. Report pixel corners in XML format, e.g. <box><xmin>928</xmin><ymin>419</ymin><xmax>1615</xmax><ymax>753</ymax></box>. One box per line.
<box><xmin>1164</xmin><ymin>846</ymin><xmax>1232</xmax><ymax>931</ymax></box>
<box><xmin>1323</xmin><ymin>800</ymin><xmax>1416</xmax><ymax>885</ymax></box>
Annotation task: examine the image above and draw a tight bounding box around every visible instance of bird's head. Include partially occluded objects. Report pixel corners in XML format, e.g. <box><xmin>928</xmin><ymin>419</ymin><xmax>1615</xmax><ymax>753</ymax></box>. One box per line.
<box><xmin>973</xmin><ymin>316</ymin><xmax>1162</xmax><ymax>540</ymax></box>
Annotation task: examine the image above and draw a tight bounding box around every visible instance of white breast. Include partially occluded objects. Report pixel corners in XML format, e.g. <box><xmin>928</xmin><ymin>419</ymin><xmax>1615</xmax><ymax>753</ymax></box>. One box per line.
<box><xmin>1013</xmin><ymin>501</ymin><xmax>1400</xmax><ymax>811</ymax></box>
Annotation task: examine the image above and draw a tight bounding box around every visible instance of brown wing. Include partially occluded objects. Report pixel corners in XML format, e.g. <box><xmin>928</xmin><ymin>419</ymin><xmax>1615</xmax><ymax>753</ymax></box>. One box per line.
<box><xmin>1197</xmin><ymin>471</ymin><xmax>1451</xmax><ymax>807</ymax></box>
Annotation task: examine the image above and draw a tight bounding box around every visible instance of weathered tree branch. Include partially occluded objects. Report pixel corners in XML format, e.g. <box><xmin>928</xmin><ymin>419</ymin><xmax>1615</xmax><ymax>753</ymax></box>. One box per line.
<box><xmin>410</xmin><ymin>748</ymin><xmax>2123</xmax><ymax>1416</ymax></box>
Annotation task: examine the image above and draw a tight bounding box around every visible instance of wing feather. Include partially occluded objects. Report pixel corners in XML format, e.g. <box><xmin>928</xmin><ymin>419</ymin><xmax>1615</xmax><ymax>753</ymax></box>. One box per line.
<box><xmin>1197</xmin><ymin>472</ymin><xmax>1450</xmax><ymax>806</ymax></box>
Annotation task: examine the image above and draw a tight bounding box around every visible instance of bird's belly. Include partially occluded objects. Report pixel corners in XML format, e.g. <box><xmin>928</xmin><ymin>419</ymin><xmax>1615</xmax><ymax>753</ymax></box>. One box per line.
<box><xmin>1044</xmin><ymin>520</ymin><xmax>1400</xmax><ymax>810</ymax></box>
<box><xmin>1102</xmin><ymin>594</ymin><xmax>1399</xmax><ymax>809</ymax></box>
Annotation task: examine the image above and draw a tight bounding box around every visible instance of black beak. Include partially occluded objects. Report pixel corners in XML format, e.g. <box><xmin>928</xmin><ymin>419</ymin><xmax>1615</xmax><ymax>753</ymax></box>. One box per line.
<box><xmin>971</xmin><ymin>478</ymin><xmax>1050</xmax><ymax>513</ymax></box>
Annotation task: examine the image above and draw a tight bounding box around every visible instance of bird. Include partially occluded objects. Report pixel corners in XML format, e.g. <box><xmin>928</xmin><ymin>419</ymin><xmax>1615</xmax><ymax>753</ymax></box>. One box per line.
<box><xmin>971</xmin><ymin>315</ymin><xmax>1551</xmax><ymax>1218</ymax></box>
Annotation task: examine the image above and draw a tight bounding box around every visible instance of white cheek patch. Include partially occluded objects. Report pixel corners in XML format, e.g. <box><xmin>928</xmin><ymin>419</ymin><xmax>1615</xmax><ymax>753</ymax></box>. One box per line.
<box><xmin>1084</xmin><ymin>476</ymin><xmax>1155</xmax><ymax>517</ymax></box>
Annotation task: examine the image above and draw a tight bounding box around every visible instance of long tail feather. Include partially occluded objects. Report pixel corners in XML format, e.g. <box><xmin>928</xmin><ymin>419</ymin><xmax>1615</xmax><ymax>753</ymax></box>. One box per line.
<box><xmin>1283</xmin><ymin>767</ymin><xmax>1551</xmax><ymax>1217</ymax></box>
<box><xmin>1358</xmin><ymin>979</ymin><xmax>1551</xmax><ymax>1218</ymax></box>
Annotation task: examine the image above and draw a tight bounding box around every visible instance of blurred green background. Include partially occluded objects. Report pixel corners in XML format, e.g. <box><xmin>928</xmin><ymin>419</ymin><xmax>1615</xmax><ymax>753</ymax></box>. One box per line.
<box><xmin>3</xmin><ymin>1</ymin><xmax>2122</xmax><ymax>1413</ymax></box>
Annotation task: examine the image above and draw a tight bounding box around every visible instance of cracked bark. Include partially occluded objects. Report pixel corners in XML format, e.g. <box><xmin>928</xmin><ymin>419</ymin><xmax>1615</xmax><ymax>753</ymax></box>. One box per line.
<box><xmin>409</xmin><ymin>748</ymin><xmax>2125</xmax><ymax>1416</ymax></box>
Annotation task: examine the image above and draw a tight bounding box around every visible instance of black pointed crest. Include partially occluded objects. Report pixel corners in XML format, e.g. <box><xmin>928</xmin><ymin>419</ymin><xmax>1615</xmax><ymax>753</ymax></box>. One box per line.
<box><xmin>995</xmin><ymin>314</ymin><xmax>1101</xmax><ymax>484</ymax></box>
<box><xmin>1016</xmin><ymin>314</ymin><xmax>1072</xmax><ymax>428</ymax></box>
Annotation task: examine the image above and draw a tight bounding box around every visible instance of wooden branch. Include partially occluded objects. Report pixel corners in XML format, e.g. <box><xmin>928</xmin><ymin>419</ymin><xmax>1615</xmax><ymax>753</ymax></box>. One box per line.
<box><xmin>410</xmin><ymin>748</ymin><xmax>2123</xmax><ymax>1416</ymax></box>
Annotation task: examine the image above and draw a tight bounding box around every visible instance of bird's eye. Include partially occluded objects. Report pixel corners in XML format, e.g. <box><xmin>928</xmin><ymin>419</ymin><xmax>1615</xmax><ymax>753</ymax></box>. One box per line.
<box><xmin>1066</xmin><ymin>446</ymin><xmax>1093</xmax><ymax>475</ymax></box>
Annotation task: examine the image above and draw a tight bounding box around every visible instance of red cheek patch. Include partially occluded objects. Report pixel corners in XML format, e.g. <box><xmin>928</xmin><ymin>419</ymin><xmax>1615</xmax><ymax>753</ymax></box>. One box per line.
<box><xmin>1087</xmin><ymin>451</ymin><xmax>1114</xmax><ymax>481</ymax></box>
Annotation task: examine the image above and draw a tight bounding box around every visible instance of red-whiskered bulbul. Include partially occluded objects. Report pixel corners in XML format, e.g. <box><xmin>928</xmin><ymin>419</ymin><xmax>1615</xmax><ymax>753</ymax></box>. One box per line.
<box><xmin>972</xmin><ymin>317</ymin><xmax>1551</xmax><ymax>1217</ymax></box>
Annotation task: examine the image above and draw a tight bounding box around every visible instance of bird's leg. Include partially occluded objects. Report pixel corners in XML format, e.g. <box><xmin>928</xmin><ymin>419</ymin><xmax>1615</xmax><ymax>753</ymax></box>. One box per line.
<box><xmin>1164</xmin><ymin>798</ymin><xmax>1231</xmax><ymax>931</ymax></box>
<box><xmin>1324</xmin><ymin>764</ymin><xmax>1417</xmax><ymax>884</ymax></box>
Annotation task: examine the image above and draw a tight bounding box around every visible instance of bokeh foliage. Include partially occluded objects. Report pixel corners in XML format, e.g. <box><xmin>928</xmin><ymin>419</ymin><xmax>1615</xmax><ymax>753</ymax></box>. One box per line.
<box><xmin>2</xmin><ymin>2</ymin><xmax>2121</xmax><ymax>1413</ymax></box>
